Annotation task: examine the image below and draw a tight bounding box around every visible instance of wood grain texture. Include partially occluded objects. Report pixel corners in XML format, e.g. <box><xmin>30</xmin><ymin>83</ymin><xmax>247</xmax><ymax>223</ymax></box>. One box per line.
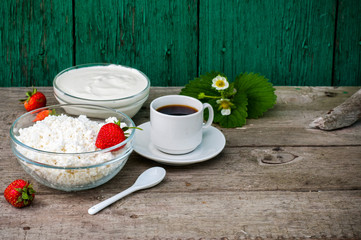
<box><xmin>1</xmin><ymin>0</ymin><xmax>73</xmax><ymax>87</ymax></box>
<box><xmin>199</xmin><ymin>0</ymin><xmax>336</xmax><ymax>86</ymax></box>
<box><xmin>333</xmin><ymin>0</ymin><xmax>361</xmax><ymax>86</ymax></box>
<box><xmin>1</xmin><ymin>1</ymin><xmax>361</xmax><ymax>87</ymax></box>
<box><xmin>1</xmin><ymin>191</ymin><xmax>360</xmax><ymax>239</ymax></box>
<box><xmin>74</xmin><ymin>0</ymin><xmax>198</xmax><ymax>86</ymax></box>
<box><xmin>0</xmin><ymin>87</ymin><xmax>360</xmax><ymax>239</ymax></box>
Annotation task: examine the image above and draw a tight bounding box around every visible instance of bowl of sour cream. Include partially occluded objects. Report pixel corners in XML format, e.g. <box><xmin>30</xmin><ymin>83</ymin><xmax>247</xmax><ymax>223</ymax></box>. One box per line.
<box><xmin>53</xmin><ymin>63</ymin><xmax>150</xmax><ymax>118</ymax></box>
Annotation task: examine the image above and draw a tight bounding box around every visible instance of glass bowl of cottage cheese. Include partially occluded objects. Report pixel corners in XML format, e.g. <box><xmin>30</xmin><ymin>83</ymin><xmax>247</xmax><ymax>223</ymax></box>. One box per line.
<box><xmin>53</xmin><ymin>63</ymin><xmax>150</xmax><ymax>118</ymax></box>
<box><xmin>10</xmin><ymin>104</ymin><xmax>136</xmax><ymax>191</ymax></box>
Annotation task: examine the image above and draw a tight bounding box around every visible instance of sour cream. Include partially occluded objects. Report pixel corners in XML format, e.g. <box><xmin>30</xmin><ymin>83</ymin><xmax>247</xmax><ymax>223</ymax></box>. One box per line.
<box><xmin>54</xmin><ymin>64</ymin><xmax>149</xmax><ymax>100</ymax></box>
<box><xmin>53</xmin><ymin>64</ymin><xmax>150</xmax><ymax>118</ymax></box>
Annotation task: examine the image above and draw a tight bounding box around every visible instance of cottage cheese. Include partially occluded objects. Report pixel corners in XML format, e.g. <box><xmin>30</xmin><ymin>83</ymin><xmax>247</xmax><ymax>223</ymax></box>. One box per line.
<box><xmin>17</xmin><ymin>114</ymin><xmax>129</xmax><ymax>189</ymax></box>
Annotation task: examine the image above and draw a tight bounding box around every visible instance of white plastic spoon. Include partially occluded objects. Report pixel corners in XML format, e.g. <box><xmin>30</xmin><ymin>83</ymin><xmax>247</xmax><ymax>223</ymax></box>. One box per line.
<box><xmin>88</xmin><ymin>167</ymin><xmax>166</xmax><ymax>215</ymax></box>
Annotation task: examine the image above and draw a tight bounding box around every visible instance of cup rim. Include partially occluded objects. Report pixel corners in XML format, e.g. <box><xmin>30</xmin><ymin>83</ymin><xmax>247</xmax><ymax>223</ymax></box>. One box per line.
<box><xmin>150</xmin><ymin>95</ymin><xmax>203</xmax><ymax>117</ymax></box>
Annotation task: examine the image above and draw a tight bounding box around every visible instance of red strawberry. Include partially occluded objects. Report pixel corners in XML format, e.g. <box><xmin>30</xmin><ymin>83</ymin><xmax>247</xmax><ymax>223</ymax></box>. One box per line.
<box><xmin>33</xmin><ymin>109</ymin><xmax>55</xmax><ymax>122</ymax></box>
<box><xmin>4</xmin><ymin>179</ymin><xmax>36</xmax><ymax>208</ymax></box>
<box><xmin>95</xmin><ymin>121</ymin><xmax>126</xmax><ymax>151</ymax></box>
<box><xmin>22</xmin><ymin>88</ymin><xmax>47</xmax><ymax>112</ymax></box>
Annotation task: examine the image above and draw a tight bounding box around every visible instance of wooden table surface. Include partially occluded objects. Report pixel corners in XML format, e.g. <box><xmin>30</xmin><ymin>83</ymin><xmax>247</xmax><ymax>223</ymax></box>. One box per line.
<box><xmin>0</xmin><ymin>86</ymin><xmax>360</xmax><ymax>239</ymax></box>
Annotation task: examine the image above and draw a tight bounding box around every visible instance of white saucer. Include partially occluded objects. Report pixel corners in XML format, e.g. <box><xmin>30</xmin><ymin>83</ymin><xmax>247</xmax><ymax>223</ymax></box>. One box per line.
<box><xmin>133</xmin><ymin>122</ymin><xmax>226</xmax><ymax>166</ymax></box>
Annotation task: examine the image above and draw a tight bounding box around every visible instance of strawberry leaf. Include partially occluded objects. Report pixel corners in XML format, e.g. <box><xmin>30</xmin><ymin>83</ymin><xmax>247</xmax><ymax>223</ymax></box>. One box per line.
<box><xmin>180</xmin><ymin>71</ymin><xmax>276</xmax><ymax>128</ymax></box>
<box><xmin>22</xmin><ymin>191</ymin><xmax>29</xmax><ymax>200</ymax></box>
<box><xmin>216</xmin><ymin>91</ymin><xmax>248</xmax><ymax>128</ymax></box>
<box><xmin>28</xmin><ymin>184</ymin><xmax>36</xmax><ymax>195</ymax></box>
<box><xmin>180</xmin><ymin>71</ymin><xmax>224</xmax><ymax>99</ymax></box>
<box><xmin>25</xmin><ymin>88</ymin><xmax>37</xmax><ymax>101</ymax></box>
<box><xmin>122</xmin><ymin>126</ymin><xmax>143</xmax><ymax>133</ymax></box>
<box><xmin>180</xmin><ymin>72</ymin><xmax>248</xmax><ymax>128</ymax></box>
<box><xmin>235</xmin><ymin>73</ymin><xmax>277</xmax><ymax>119</ymax></box>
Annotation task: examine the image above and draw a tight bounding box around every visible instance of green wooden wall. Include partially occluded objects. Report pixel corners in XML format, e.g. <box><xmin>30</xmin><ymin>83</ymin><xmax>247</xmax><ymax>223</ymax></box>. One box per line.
<box><xmin>1</xmin><ymin>0</ymin><xmax>360</xmax><ymax>87</ymax></box>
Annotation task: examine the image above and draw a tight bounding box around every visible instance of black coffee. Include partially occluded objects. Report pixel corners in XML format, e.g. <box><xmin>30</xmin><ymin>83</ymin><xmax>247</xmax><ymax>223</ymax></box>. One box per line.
<box><xmin>156</xmin><ymin>104</ymin><xmax>198</xmax><ymax>116</ymax></box>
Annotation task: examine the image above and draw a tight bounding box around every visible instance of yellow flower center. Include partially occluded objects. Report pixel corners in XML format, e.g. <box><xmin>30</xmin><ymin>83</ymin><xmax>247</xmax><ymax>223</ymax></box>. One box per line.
<box><xmin>220</xmin><ymin>101</ymin><xmax>230</xmax><ymax>109</ymax></box>
<box><xmin>216</xmin><ymin>80</ymin><xmax>225</xmax><ymax>88</ymax></box>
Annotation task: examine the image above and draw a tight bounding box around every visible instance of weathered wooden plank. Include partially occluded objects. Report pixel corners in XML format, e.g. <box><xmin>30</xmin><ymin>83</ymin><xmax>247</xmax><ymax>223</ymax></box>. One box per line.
<box><xmin>0</xmin><ymin>0</ymin><xmax>73</xmax><ymax>87</ymax></box>
<box><xmin>1</xmin><ymin>88</ymin><xmax>360</xmax><ymax>194</ymax></box>
<box><xmin>0</xmin><ymin>190</ymin><xmax>360</xmax><ymax>239</ymax></box>
<box><xmin>1</xmin><ymin>87</ymin><xmax>360</xmax><ymax>239</ymax></box>
<box><xmin>224</xmin><ymin>87</ymin><xmax>361</xmax><ymax>146</ymax></box>
<box><xmin>199</xmin><ymin>0</ymin><xmax>336</xmax><ymax>86</ymax></box>
<box><xmin>135</xmin><ymin>86</ymin><xmax>361</xmax><ymax>146</ymax></box>
<box><xmin>333</xmin><ymin>0</ymin><xmax>361</xmax><ymax>86</ymax></box>
<box><xmin>74</xmin><ymin>0</ymin><xmax>198</xmax><ymax>86</ymax></box>
<box><xmin>2</xmin><ymin>87</ymin><xmax>360</xmax><ymax>147</ymax></box>
<box><xmin>2</xmin><ymin>145</ymin><xmax>360</xmax><ymax>194</ymax></box>
<box><xmin>133</xmin><ymin>86</ymin><xmax>360</xmax><ymax>120</ymax></box>
<box><xmin>2</xmin><ymin>1</ymin><xmax>360</xmax><ymax>87</ymax></box>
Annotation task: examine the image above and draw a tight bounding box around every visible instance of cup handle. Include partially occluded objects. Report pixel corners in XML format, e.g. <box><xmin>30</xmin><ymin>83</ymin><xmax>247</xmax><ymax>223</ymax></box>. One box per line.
<box><xmin>202</xmin><ymin>103</ymin><xmax>214</xmax><ymax>129</ymax></box>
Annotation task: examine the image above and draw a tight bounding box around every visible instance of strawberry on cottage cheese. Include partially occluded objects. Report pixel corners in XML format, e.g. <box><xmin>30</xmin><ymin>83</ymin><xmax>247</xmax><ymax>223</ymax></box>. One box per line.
<box><xmin>16</xmin><ymin>114</ymin><xmax>128</xmax><ymax>188</ymax></box>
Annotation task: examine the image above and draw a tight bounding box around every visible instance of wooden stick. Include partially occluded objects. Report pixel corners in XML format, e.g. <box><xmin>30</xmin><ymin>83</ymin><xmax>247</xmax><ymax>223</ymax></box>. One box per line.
<box><xmin>309</xmin><ymin>88</ymin><xmax>361</xmax><ymax>130</ymax></box>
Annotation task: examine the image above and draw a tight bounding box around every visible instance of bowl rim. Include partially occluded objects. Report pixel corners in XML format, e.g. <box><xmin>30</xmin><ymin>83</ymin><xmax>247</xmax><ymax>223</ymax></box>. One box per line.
<box><xmin>53</xmin><ymin>63</ymin><xmax>151</xmax><ymax>102</ymax></box>
<box><xmin>10</xmin><ymin>104</ymin><xmax>136</xmax><ymax>169</ymax></box>
<box><xmin>54</xmin><ymin>87</ymin><xmax>149</xmax><ymax>106</ymax></box>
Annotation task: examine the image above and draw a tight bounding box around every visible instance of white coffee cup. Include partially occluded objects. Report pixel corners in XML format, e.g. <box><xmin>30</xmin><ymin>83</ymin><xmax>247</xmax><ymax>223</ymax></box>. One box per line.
<box><xmin>150</xmin><ymin>95</ymin><xmax>214</xmax><ymax>154</ymax></box>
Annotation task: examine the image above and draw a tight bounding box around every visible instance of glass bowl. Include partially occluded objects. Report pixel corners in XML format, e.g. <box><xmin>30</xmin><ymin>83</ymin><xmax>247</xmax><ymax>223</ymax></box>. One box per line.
<box><xmin>10</xmin><ymin>104</ymin><xmax>136</xmax><ymax>191</ymax></box>
<box><xmin>53</xmin><ymin>63</ymin><xmax>150</xmax><ymax>118</ymax></box>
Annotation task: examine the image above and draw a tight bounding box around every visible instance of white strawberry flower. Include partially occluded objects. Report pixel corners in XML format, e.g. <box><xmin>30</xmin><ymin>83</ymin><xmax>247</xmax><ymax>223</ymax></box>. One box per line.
<box><xmin>221</xmin><ymin>108</ymin><xmax>231</xmax><ymax>116</ymax></box>
<box><xmin>216</xmin><ymin>98</ymin><xmax>232</xmax><ymax>116</ymax></box>
<box><xmin>212</xmin><ymin>75</ymin><xmax>229</xmax><ymax>90</ymax></box>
